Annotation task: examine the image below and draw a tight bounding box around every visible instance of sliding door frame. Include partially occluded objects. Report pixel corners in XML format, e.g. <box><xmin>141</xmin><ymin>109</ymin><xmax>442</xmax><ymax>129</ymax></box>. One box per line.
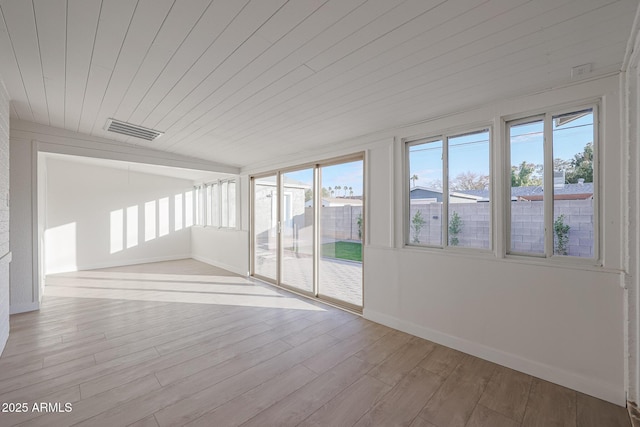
<box><xmin>250</xmin><ymin>153</ymin><xmax>365</xmax><ymax>312</ymax></box>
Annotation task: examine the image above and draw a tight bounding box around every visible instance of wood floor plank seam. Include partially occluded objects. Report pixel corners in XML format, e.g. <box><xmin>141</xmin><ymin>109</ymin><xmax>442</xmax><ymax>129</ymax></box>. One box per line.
<box><xmin>0</xmin><ymin>260</ymin><xmax>630</xmax><ymax>427</ymax></box>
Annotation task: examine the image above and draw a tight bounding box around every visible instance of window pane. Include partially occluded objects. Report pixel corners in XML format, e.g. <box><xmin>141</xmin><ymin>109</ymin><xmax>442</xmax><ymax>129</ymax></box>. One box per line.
<box><xmin>253</xmin><ymin>176</ymin><xmax>278</xmax><ymax>280</ymax></box>
<box><xmin>409</xmin><ymin>140</ymin><xmax>443</xmax><ymax>246</ymax></box>
<box><xmin>228</xmin><ymin>181</ymin><xmax>236</xmax><ymax>228</ymax></box>
<box><xmin>448</xmin><ymin>130</ymin><xmax>490</xmax><ymax>249</ymax></box>
<box><xmin>206</xmin><ymin>185</ymin><xmax>212</xmax><ymax>226</ymax></box>
<box><xmin>221</xmin><ymin>181</ymin><xmax>229</xmax><ymax>227</ymax></box>
<box><xmin>509</xmin><ymin>120</ymin><xmax>544</xmax><ymax>254</ymax></box>
<box><xmin>185</xmin><ymin>191</ymin><xmax>193</xmax><ymax>227</ymax></box>
<box><xmin>195</xmin><ymin>187</ymin><xmax>202</xmax><ymax>226</ymax></box>
<box><xmin>211</xmin><ymin>183</ymin><xmax>219</xmax><ymax>227</ymax></box>
<box><xmin>552</xmin><ymin>109</ymin><xmax>594</xmax><ymax>258</ymax></box>
<box><xmin>281</xmin><ymin>169</ymin><xmax>313</xmax><ymax>293</ymax></box>
<box><xmin>319</xmin><ymin>160</ymin><xmax>363</xmax><ymax>307</ymax></box>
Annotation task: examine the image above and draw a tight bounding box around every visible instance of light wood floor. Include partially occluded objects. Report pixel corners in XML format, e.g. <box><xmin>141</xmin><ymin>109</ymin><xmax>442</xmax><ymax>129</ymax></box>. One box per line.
<box><xmin>0</xmin><ymin>259</ymin><xmax>630</xmax><ymax>427</ymax></box>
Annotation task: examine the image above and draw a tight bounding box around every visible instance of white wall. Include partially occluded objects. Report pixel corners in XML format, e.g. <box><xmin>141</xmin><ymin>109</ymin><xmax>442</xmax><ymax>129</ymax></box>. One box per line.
<box><xmin>191</xmin><ymin>227</ymin><xmax>249</xmax><ymax>276</ymax></box>
<box><xmin>240</xmin><ymin>75</ymin><xmax>626</xmax><ymax>405</ymax></box>
<box><xmin>44</xmin><ymin>156</ymin><xmax>193</xmax><ymax>273</ymax></box>
<box><xmin>0</xmin><ymin>75</ymin><xmax>10</xmax><ymax>355</ymax></box>
<box><xmin>190</xmin><ymin>175</ymin><xmax>248</xmax><ymax>276</ymax></box>
<box><xmin>9</xmin><ymin>121</ymin><xmax>238</xmax><ymax>314</ymax></box>
<box><xmin>9</xmin><ymin>135</ymin><xmax>36</xmax><ymax>314</ymax></box>
<box><xmin>624</xmin><ymin>15</ymin><xmax>640</xmax><ymax>407</ymax></box>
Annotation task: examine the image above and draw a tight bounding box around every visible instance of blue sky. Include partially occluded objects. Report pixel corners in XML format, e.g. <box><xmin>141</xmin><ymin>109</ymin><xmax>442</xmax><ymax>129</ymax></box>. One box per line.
<box><xmin>284</xmin><ymin>160</ymin><xmax>364</xmax><ymax>196</ymax></box>
<box><xmin>409</xmin><ymin>111</ymin><xmax>594</xmax><ymax>188</ymax></box>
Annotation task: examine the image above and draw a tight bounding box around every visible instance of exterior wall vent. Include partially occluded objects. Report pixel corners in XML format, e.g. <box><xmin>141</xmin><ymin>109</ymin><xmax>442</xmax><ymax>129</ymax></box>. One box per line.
<box><xmin>104</xmin><ymin>118</ymin><xmax>163</xmax><ymax>141</ymax></box>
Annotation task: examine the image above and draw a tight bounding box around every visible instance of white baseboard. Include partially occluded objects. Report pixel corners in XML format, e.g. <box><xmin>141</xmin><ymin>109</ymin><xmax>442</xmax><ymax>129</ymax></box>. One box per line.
<box><xmin>363</xmin><ymin>308</ymin><xmax>625</xmax><ymax>406</ymax></box>
<box><xmin>73</xmin><ymin>254</ymin><xmax>192</xmax><ymax>272</ymax></box>
<box><xmin>192</xmin><ymin>255</ymin><xmax>247</xmax><ymax>277</ymax></box>
<box><xmin>10</xmin><ymin>301</ymin><xmax>40</xmax><ymax>314</ymax></box>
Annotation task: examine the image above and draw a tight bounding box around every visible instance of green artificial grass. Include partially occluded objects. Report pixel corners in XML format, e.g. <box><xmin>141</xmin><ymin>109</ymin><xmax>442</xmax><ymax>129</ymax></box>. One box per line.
<box><xmin>321</xmin><ymin>241</ymin><xmax>362</xmax><ymax>262</ymax></box>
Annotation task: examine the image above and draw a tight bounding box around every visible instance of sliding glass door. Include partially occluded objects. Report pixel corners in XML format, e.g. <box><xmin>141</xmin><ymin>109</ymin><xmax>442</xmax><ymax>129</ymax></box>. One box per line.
<box><xmin>252</xmin><ymin>175</ymin><xmax>278</xmax><ymax>281</ymax></box>
<box><xmin>318</xmin><ymin>160</ymin><xmax>364</xmax><ymax>307</ymax></box>
<box><xmin>280</xmin><ymin>168</ymin><xmax>315</xmax><ymax>293</ymax></box>
<box><xmin>251</xmin><ymin>156</ymin><xmax>364</xmax><ymax>310</ymax></box>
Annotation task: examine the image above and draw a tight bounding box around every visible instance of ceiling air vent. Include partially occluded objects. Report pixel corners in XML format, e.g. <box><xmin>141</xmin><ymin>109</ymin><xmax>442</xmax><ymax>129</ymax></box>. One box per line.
<box><xmin>104</xmin><ymin>118</ymin><xmax>163</xmax><ymax>141</ymax></box>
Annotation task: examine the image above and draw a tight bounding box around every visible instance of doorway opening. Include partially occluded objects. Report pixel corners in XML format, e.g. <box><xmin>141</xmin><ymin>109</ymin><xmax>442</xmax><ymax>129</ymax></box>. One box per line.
<box><xmin>251</xmin><ymin>155</ymin><xmax>364</xmax><ymax>311</ymax></box>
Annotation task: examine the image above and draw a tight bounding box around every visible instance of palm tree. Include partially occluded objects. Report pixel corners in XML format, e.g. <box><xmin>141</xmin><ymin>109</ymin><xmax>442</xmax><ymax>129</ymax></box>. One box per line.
<box><xmin>410</xmin><ymin>174</ymin><xmax>419</xmax><ymax>188</ymax></box>
<box><xmin>349</xmin><ymin>186</ymin><xmax>353</xmax><ymax>197</ymax></box>
<box><xmin>334</xmin><ymin>185</ymin><xmax>341</xmax><ymax>197</ymax></box>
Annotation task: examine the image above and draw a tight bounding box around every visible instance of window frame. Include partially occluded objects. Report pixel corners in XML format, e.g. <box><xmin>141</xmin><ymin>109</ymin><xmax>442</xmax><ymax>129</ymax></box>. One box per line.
<box><xmin>194</xmin><ymin>185</ymin><xmax>204</xmax><ymax>226</ymax></box>
<box><xmin>404</xmin><ymin>126</ymin><xmax>493</xmax><ymax>252</ymax></box>
<box><xmin>504</xmin><ymin>102</ymin><xmax>599</xmax><ymax>263</ymax></box>
<box><xmin>198</xmin><ymin>178</ymin><xmax>238</xmax><ymax>230</ymax></box>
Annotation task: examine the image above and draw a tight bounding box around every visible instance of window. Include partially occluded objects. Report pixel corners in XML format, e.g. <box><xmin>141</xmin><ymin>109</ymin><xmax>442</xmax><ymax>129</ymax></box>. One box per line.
<box><xmin>407</xmin><ymin>128</ymin><xmax>491</xmax><ymax>249</ymax></box>
<box><xmin>200</xmin><ymin>179</ymin><xmax>237</xmax><ymax>229</ymax></box>
<box><xmin>194</xmin><ymin>185</ymin><xmax>203</xmax><ymax>226</ymax></box>
<box><xmin>507</xmin><ymin>107</ymin><xmax>595</xmax><ymax>259</ymax></box>
<box><xmin>228</xmin><ymin>180</ymin><xmax>236</xmax><ymax>228</ymax></box>
<box><xmin>221</xmin><ymin>181</ymin><xmax>229</xmax><ymax>227</ymax></box>
<box><xmin>211</xmin><ymin>182</ymin><xmax>220</xmax><ymax>227</ymax></box>
<box><xmin>205</xmin><ymin>184</ymin><xmax>213</xmax><ymax>226</ymax></box>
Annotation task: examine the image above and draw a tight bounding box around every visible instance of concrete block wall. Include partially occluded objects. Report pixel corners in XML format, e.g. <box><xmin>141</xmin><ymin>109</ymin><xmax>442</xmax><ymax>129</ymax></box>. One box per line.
<box><xmin>554</xmin><ymin>199</ymin><xmax>594</xmax><ymax>258</ymax></box>
<box><xmin>448</xmin><ymin>203</ymin><xmax>491</xmax><ymax>249</ymax></box>
<box><xmin>409</xmin><ymin>200</ymin><xmax>593</xmax><ymax>256</ymax></box>
<box><xmin>511</xmin><ymin>202</ymin><xmax>545</xmax><ymax>253</ymax></box>
<box><xmin>312</xmin><ymin>205</ymin><xmax>363</xmax><ymax>242</ymax></box>
<box><xmin>0</xmin><ymin>76</ymin><xmax>9</xmax><ymax>355</ymax></box>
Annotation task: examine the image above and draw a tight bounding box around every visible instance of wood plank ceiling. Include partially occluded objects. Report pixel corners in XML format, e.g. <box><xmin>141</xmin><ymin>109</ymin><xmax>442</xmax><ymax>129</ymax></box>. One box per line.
<box><xmin>0</xmin><ymin>0</ymin><xmax>636</xmax><ymax>168</ymax></box>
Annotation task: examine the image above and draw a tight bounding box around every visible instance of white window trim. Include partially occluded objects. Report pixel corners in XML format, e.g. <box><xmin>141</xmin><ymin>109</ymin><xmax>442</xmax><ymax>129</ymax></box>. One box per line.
<box><xmin>404</xmin><ymin>126</ymin><xmax>493</xmax><ymax>252</ymax></box>
<box><xmin>504</xmin><ymin>102</ymin><xmax>600</xmax><ymax>265</ymax></box>
<box><xmin>197</xmin><ymin>178</ymin><xmax>238</xmax><ymax>230</ymax></box>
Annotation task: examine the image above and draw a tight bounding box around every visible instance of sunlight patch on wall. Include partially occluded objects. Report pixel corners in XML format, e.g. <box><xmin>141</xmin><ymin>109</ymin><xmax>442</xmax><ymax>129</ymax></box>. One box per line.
<box><xmin>110</xmin><ymin>209</ymin><xmax>124</xmax><ymax>253</ymax></box>
<box><xmin>45</xmin><ymin>222</ymin><xmax>77</xmax><ymax>274</ymax></box>
<box><xmin>174</xmin><ymin>193</ymin><xmax>183</xmax><ymax>231</ymax></box>
<box><xmin>145</xmin><ymin>201</ymin><xmax>157</xmax><ymax>242</ymax></box>
<box><xmin>126</xmin><ymin>205</ymin><xmax>138</xmax><ymax>248</ymax></box>
<box><xmin>159</xmin><ymin>197</ymin><xmax>169</xmax><ymax>237</ymax></box>
<box><xmin>185</xmin><ymin>190</ymin><xmax>194</xmax><ymax>227</ymax></box>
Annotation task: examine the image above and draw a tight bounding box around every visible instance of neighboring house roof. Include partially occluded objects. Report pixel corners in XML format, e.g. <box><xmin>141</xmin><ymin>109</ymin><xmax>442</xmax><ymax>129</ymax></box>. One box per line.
<box><xmin>461</xmin><ymin>183</ymin><xmax>594</xmax><ymax>200</ymax></box>
<box><xmin>410</xmin><ymin>183</ymin><xmax>593</xmax><ymax>201</ymax></box>
<box><xmin>409</xmin><ymin>187</ymin><xmax>445</xmax><ymax>202</ymax></box>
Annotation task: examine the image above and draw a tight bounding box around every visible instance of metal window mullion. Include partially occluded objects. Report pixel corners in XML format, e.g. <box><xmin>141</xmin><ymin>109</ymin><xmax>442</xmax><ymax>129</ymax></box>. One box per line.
<box><xmin>500</xmin><ymin>120</ymin><xmax>511</xmax><ymax>256</ymax></box>
<box><xmin>488</xmin><ymin>125</ymin><xmax>496</xmax><ymax>253</ymax></box>
<box><xmin>313</xmin><ymin>167</ymin><xmax>320</xmax><ymax>297</ymax></box>
<box><xmin>250</xmin><ymin>178</ymin><xmax>255</xmax><ymax>276</ymax></box>
<box><xmin>593</xmin><ymin>104</ymin><xmax>600</xmax><ymax>262</ymax></box>
<box><xmin>543</xmin><ymin>113</ymin><xmax>554</xmax><ymax>257</ymax></box>
<box><xmin>405</xmin><ymin>140</ymin><xmax>410</xmax><ymax>246</ymax></box>
<box><xmin>226</xmin><ymin>180</ymin><xmax>230</xmax><ymax>229</ymax></box>
<box><xmin>218</xmin><ymin>180</ymin><xmax>222</xmax><ymax>228</ymax></box>
<box><xmin>192</xmin><ymin>186</ymin><xmax>196</xmax><ymax>225</ymax></box>
<box><xmin>442</xmin><ymin>136</ymin><xmax>449</xmax><ymax>248</ymax></box>
<box><xmin>205</xmin><ymin>184</ymin><xmax>208</xmax><ymax>227</ymax></box>
<box><xmin>277</xmin><ymin>172</ymin><xmax>283</xmax><ymax>286</ymax></box>
<box><xmin>212</xmin><ymin>182</ymin><xmax>217</xmax><ymax>228</ymax></box>
<box><xmin>232</xmin><ymin>179</ymin><xmax>238</xmax><ymax>230</ymax></box>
